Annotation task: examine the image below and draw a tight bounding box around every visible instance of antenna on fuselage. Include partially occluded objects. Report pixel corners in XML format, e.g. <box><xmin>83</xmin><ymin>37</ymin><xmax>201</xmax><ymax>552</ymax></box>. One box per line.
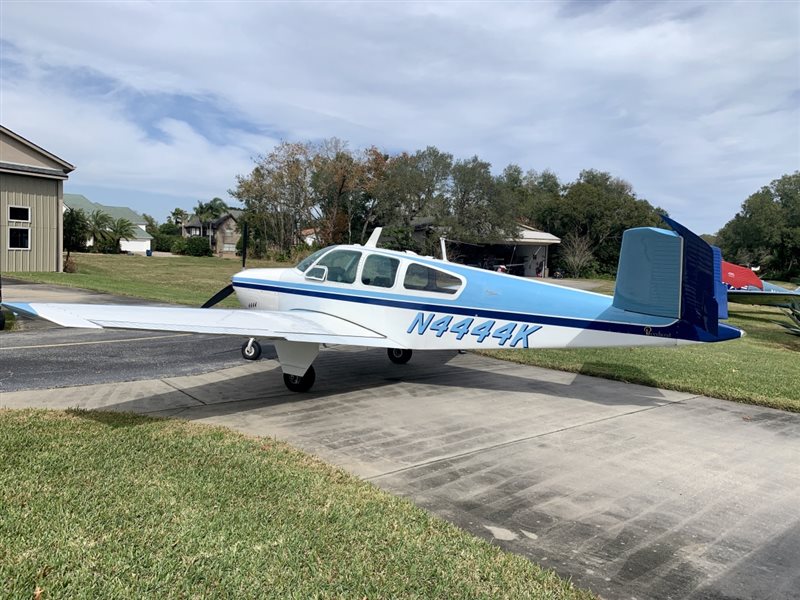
<box><xmin>364</xmin><ymin>227</ymin><xmax>382</xmax><ymax>248</ymax></box>
<box><xmin>440</xmin><ymin>237</ymin><xmax>448</xmax><ymax>262</ymax></box>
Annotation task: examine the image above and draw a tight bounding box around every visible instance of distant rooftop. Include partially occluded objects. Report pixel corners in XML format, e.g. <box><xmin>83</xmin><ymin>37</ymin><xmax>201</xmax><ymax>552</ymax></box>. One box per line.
<box><xmin>63</xmin><ymin>194</ymin><xmax>152</xmax><ymax>240</ymax></box>
<box><xmin>184</xmin><ymin>209</ymin><xmax>244</xmax><ymax>229</ymax></box>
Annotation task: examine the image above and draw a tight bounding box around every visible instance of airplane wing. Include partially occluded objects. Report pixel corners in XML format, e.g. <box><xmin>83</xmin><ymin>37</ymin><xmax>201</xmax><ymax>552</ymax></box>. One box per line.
<box><xmin>3</xmin><ymin>302</ymin><xmax>402</xmax><ymax>347</ymax></box>
<box><xmin>727</xmin><ymin>290</ymin><xmax>800</xmax><ymax>309</ymax></box>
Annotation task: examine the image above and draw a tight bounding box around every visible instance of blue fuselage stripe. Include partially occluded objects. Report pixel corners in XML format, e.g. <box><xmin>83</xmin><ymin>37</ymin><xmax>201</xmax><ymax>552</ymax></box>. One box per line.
<box><xmin>232</xmin><ymin>280</ymin><xmax>692</xmax><ymax>338</ymax></box>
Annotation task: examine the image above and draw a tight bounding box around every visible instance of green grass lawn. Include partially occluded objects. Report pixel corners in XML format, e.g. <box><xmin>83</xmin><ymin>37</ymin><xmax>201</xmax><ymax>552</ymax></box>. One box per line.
<box><xmin>483</xmin><ymin>281</ymin><xmax>800</xmax><ymax>413</ymax></box>
<box><xmin>6</xmin><ymin>252</ymin><xmax>288</xmax><ymax>307</ymax></box>
<box><xmin>6</xmin><ymin>255</ymin><xmax>799</xmax><ymax>411</ymax></box>
<box><xmin>0</xmin><ymin>409</ymin><xmax>593</xmax><ymax>599</ymax></box>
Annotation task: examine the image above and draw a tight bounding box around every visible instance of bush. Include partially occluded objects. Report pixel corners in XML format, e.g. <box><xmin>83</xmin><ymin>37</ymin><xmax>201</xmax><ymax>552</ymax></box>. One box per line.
<box><xmin>153</xmin><ymin>233</ymin><xmax>181</xmax><ymax>253</ymax></box>
<box><xmin>94</xmin><ymin>237</ymin><xmax>119</xmax><ymax>254</ymax></box>
<box><xmin>184</xmin><ymin>237</ymin><xmax>212</xmax><ymax>257</ymax></box>
<box><xmin>63</xmin><ymin>257</ymin><xmax>78</xmax><ymax>273</ymax></box>
<box><xmin>170</xmin><ymin>238</ymin><xmax>188</xmax><ymax>255</ymax></box>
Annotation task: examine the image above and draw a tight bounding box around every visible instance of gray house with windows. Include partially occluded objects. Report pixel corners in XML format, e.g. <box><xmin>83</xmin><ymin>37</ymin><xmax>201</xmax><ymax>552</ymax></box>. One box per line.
<box><xmin>1</xmin><ymin>125</ymin><xmax>75</xmax><ymax>272</ymax></box>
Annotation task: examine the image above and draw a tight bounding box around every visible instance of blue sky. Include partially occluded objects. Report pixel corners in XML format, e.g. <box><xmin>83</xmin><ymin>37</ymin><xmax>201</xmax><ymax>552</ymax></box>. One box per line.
<box><xmin>1</xmin><ymin>1</ymin><xmax>798</xmax><ymax>234</ymax></box>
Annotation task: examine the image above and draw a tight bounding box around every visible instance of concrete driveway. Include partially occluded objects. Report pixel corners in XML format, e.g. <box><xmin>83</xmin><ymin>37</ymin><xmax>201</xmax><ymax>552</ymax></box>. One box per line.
<box><xmin>2</xmin><ymin>336</ymin><xmax>798</xmax><ymax>600</ymax></box>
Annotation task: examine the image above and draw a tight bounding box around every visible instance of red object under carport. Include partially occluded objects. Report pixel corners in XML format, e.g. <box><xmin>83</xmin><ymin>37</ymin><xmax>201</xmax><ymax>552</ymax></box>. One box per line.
<box><xmin>722</xmin><ymin>261</ymin><xmax>763</xmax><ymax>290</ymax></box>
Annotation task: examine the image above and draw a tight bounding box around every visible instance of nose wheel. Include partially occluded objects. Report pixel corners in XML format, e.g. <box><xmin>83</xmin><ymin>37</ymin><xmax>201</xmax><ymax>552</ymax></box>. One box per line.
<box><xmin>241</xmin><ymin>338</ymin><xmax>262</xmax><ymax>361</ymax></box>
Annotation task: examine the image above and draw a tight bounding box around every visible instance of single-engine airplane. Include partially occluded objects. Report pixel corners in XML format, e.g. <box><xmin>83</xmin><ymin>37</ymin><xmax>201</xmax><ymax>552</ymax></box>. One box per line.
<box><xmin>3</xmin><ymin>217</ymin><xmax>742</xmax><ymax>392</ymax></box>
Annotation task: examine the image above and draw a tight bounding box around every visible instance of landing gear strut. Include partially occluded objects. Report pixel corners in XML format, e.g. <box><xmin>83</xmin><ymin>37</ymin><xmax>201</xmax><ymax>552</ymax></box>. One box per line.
<box><xmin>387</xmin><ymin>348</ymin><xmax>413</xmax><ymax>364</ymax></box>
<box><xmin>241</xmin><ymin>338</ymin><xmax>262</xmax><ymax>361</ymax></box>
<box><xmin>283</xmin><ymin>365</ymin><xmax>316</xmax><ymax>393</ymax></box>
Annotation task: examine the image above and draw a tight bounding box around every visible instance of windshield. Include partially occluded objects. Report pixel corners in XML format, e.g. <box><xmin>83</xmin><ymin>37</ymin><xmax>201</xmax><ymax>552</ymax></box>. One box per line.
<box><xmin>295</xmin><ymin>247</ymin><xmax>332</xmax><ymax>272</ymax></box>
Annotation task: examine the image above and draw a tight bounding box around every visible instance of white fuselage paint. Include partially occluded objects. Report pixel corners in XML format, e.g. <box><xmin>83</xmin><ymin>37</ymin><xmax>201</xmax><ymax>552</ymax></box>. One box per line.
<box><xmin>233</xmin><ymin>263</ymin><xmax>691</xmax><ymax>352</ymax></box>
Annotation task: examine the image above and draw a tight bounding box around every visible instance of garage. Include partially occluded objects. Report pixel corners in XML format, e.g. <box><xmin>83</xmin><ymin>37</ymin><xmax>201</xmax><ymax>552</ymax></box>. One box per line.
<box><xmin>0</xmin><ymin>125</ymin><xmax>75</xmax><ymax>272</ymax></box>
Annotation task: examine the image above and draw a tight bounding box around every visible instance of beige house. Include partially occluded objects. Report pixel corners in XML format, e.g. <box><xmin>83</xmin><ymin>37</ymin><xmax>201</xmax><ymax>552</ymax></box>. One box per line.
<box><xmin>1</xmin><ymin>125</ymin><xmax>75</xmax><ymax>272</ymax></box>
<box><xmin>183</xmin><ymin>209</ymin><xmax>243</xmax><ymax>257</ymax></box>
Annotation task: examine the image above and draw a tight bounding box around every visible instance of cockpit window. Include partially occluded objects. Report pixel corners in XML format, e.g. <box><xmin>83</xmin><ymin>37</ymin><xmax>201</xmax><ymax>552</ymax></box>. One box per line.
<box><xmin>315</xmin><ymin>249</ymin><xmax>362</xmax><ymax>284</ymax></box>
<box><xmin>361</xmin><ymin>254</ymin><xmax>399</xmax><ymax>288</ymax></box>
<box><xmin>403</xmin><ymin>263</ymin><xmax>462</xmax><ymax>295</ymax></box>
<box><xmin>296</xmin><ymin>247</ymin><xmax>331</xmax><ymax>272</ymax></box>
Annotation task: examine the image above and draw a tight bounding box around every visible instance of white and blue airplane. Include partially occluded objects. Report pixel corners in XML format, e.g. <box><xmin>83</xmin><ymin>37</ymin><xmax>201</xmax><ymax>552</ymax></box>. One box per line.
<box><xmin>4</xmin><ymin>217</ymin><xmax>742</xmax><ymax>392</ymax></box>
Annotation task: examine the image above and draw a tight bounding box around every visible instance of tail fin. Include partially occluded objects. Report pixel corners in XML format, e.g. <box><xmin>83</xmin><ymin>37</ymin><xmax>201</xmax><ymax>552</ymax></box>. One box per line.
<box><xmin>613</xmin><ymin>216</ymin><xmax>739</xmax><ymax>342</ymax></box>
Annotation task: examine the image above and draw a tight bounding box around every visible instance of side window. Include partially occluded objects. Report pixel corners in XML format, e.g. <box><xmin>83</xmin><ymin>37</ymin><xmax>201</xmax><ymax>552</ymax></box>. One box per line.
<box><xmin>316</xmin><ymin>249</ymin><xmax>362</xmax><ymax>284</ymax></box>
<box><xmin>403</xmin><ymin>263</ymin><xmax>462</xmax><ymax>295</ymax></box>
<box><xmin>361</xmin><ymin>254</ymin><xmax>399</xmax><ymax>288</ymax></box>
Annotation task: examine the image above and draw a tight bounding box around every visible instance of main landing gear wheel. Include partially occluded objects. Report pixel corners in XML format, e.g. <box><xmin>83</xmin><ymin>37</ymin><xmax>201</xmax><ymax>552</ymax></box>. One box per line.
<box><xmin>387</xmin><ymin>348</ymin><xmax>413</xmax><ymax>364</ymax></box>
<box><xmin>241</xmin><ymin>338</ymin><xmax>262</xmax><ymax>361</ymax></box>
<box><xmin>283</xmin><ymin>365</ymin><xmax>316</xmax><ymax>393</ymax></box>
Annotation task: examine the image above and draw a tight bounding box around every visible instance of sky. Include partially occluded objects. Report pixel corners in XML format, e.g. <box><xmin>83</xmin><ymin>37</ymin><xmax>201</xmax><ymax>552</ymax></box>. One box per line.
<box><xmin>1</xmin><ymin>1</ymin><xmax>798</xmax><ymax>234</ymax></box>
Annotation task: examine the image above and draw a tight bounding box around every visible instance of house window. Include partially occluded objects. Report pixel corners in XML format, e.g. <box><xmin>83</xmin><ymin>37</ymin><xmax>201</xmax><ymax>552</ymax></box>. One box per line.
<box><xmin>8</xmin><ymin>227</ymin><xmax>30</xmax><ymax>250</ymax></box>
<box><xmin>9</xmin><ymin>206</ymin><xmax>30</xmax><ymax>222</ymax></box>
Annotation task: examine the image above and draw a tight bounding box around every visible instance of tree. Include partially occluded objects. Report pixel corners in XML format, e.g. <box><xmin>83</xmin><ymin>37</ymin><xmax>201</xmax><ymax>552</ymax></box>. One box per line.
<box><xmin>106</xmin><ymin>218</ymin><xmax>136</xmax><ymax>253</ymax></box>
<box><xmin>310</xmin><ymin>138</ymin><xmax>364</xmax><ymax>245</ymax></box>
<box><xmin>717</xmin><ymin>172</ymin><xmax>800</xmax><ymax>278</ymax></box>
<box><xmin>87</xmin><ymin>210</ymin><xmax>113</xmax><ymax>251</ymax></box>
<box><xmin>378</xmin><ymin>147</ymin><xmax>453</xmax><ymax>252</ymax></box>
<box><xmin>560</xmin><ymin>232</ymin><xmax>595</xmax><ymax>277</ymax></box>
<box><xmin>194</xmin><ymin>197</ymin><xmax>229</xmax><ymax>246</ymax></box>
<box><xmin>231</xmin><ymin>141</ymin><xmax>315</xmax><ymax>256</ymax></box>
<box><xmin>63</xmin><ymin>208</ymin><xmax>90</xmax><ymax>258</ymax></box>
<box><xmin>169</xmin><ymin>208</ymin><xmax>189</xmax><ymax>226</ymax></box>
<box><xmin>158</xmin><ymin>222</ymin><xmax>181</xmax><ymax>236</ymax></box>
<box><xmin>444</xmin><ymin>156</ymin><xmax>518</xmax><ymax>245</ymax></box>
<box><xmin>526</xmin><ymin>169</ymin><xmax>664</xmax><ymax>275</ymax></box>
<box><xmin>142</xmin><ymin>214</ymin><xmax>159</xmax><ymax>236</ymax></box>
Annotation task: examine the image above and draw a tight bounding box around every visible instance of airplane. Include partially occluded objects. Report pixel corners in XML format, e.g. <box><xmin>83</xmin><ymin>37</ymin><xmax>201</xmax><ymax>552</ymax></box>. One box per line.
<box><xmin>727</xmin><ymin>281</ymin><xmax>800</xmax><ymax>309</ymax></box>
<box><xmin>3</xmin><ymin>217</ymin><xmax>743</xmax><ymax>392</ymax></box>
<box><xmin>721</xmin><ymin>262</ymin><xmax>800</xmax><ymax>335</ymax></box>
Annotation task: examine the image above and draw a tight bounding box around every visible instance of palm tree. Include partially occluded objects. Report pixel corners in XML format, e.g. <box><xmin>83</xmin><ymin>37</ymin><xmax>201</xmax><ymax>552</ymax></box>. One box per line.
<box><xmin>194</xmin><ymin>197</ymin><xmax>228</xmax><ymax>246</ymax></box>
<box><xmin>87</xmin><ymin>210</ymin><xmax>113</xmax><ymax>251</ymax></box>
<box><xmin>106</xmin><ymin>218</ymin><xmax>136</xmax><ymax>253</ymax></box>
<box><xmin>63</xmin><ymin>208</ymin><xmax>90</xmax><ymax>259</ymax></box>
<box><xmin>169</xmin><ymin>208</ymin><xmax>190</xmax><ymax>235</ymax></box>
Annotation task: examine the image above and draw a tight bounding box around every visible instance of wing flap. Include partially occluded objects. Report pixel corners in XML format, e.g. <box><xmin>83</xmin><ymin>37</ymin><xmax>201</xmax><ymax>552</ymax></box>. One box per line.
<box><xmin>3</xmin><ymin>302</ymin><xmax>395</xmax><ymax>345</ymax></box>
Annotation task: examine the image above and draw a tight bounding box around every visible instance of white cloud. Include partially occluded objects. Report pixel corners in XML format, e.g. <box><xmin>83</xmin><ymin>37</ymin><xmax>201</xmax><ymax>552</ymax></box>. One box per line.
<box><xmin>1</xmin><ymin>1</ymin><xmax>797</xmax><ymax>231</ymax></box>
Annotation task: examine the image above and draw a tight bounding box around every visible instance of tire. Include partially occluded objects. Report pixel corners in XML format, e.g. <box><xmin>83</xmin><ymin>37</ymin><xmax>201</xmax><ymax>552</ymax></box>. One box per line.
<box><xmin>387</xmin><ymin>348</ymin><xmax>413</xmax><ymax>364</ymax></box>
<box><xmin>241</xmin><ymin>339</ymin><xmax>262</xmax><ymax>361</ymax></box>
<box><xmin>283</xmin><ymin>365</ymin><xmax>316</xmax><ymax>393</ymax></box>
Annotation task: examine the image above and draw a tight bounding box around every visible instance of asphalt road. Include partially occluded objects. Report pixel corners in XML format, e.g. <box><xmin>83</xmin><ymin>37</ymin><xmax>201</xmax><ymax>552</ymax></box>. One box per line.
<box><xmin>0</xmin><ymin>326</ymin><xmax>270</xmax><ymax>392</ymax></box>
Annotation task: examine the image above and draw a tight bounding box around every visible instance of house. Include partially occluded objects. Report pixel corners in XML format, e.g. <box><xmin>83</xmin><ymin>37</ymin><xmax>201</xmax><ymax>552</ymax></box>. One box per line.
<box><xmin>299</xmin><ymin>227</ymin><xmax>319</xmax><ymax>246</ymax></box>
<box><xmin>62</xmin><ymin>194</ymin><xmax>152</xmax><ymax>253</ymax></box>
<box><xmin>1</xmin><ymin>125</ymin><xmax>75</xmax><ymax>272</ymax></box>
<box><xmin>414</xmin><ymin>219</ymin><xmax>561</xmax><ymax>277</ymax></box>
<box><xmin>183</xmin><ymin>209</ymin><xmax>243</xmax><ymax>257</ymax></box>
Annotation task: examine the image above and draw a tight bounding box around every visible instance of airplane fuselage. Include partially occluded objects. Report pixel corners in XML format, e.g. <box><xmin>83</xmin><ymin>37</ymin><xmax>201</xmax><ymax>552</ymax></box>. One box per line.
<box><xmin>231</xmin><ymin>245</ymin><xmax>721</xmax><ymax>351</ymax></box>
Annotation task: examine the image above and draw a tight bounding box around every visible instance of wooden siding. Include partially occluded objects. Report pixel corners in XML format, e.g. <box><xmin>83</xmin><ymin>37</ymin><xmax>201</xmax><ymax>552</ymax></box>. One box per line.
<box><xmin>1</xmin><ymin>173</ymin><xmax>60</xmax><ymax>272</ymax></box>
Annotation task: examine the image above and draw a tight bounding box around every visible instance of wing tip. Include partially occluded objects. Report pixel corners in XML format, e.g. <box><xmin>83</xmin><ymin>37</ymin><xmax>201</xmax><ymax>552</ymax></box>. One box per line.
<box><xmin>2</xmin><ymin>302</ymin><xmax>38</xmax><ymax>317</ymax></box>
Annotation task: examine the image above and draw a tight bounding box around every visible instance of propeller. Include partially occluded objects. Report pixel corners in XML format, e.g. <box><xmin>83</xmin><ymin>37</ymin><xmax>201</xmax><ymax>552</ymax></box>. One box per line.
<box><xmin>202</xmin><ymin>221</ymin><xmax>248</xmax><ymax>309</ymax></box>
<box><xmin>201</xmin><ymin>284</ymin><xmax>235</xmax><ymax>309</ymax></box>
